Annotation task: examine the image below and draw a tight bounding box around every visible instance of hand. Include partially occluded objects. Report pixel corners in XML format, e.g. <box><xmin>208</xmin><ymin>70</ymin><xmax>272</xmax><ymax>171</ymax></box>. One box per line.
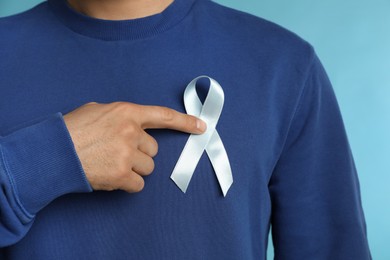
<box><xmin>63</xmin><ymin>101</ymin><xmax>206</xmax><ymax>193</ymax></box>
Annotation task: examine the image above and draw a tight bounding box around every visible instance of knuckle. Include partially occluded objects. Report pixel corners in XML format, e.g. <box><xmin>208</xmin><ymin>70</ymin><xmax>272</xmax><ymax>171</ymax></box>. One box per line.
<box><xmin>159</xmin><ymin>107</ymin><xmax>175</xmax><ymax>122</ymax></box>
<box><xmin>121</xmin><ymin>123</ymin><xmax>140</xmax><ymax>138</ymax></box>
<box><xmin>112</xmin><ymin>101</ymin><xmax>127</xmax><ymax>107</ymax></box>
<box><xmin>150</xmin><ymin>138</ymin><xmax>159</xmax><ymax>157</ymax></box>
<box><xmin>121</xmin><ymin>148</ymin><xmax>133</xmax><ymax>162</ymax></box>
<box><xmin>132</xmin><ymin>177</ymin><xmax>145</xmax><ymax>192</ymax></box>
<box><xmin>112</xmin><ymin>101</ymin><xmax>134</xmax><ymax>114</ymax></box>
<box><xmin>145</xmin><ymin>158</ymin><xmax>155</xmax><ymax>175</ymax></box>
<box><xmin>150</xmin><ymin>159</ymin><xmax>155</xmax><ymax>173</ymax></box>
<box><xmin>117</xmin><ymin>160</ymin><xmax>130</xmax><ymax>178</ymax></box>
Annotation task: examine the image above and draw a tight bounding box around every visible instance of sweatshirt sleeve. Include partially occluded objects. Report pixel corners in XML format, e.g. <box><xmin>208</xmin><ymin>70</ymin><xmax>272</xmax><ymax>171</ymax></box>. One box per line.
<box><xmin>269</xmin><ymin>53</ymin><xmax>372</xmax><ymax>259</ymax></box>
<box><xmin>0</xmin><ymin>112</ymin><xmax>93</xmax><ymax>247</ymax></box>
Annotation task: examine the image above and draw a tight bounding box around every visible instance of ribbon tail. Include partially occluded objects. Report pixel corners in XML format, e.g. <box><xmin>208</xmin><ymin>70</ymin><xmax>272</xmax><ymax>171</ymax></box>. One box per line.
<box><xmin>171</xmin><ymin>132</ymin><xmax>211</xmax><ymax>193</ymax></box>
<box><xmin>170</xmin><ymin>173</ymin><xmax>191</xmax><ymax>194</ymax></box>
<box><xmin>206</xmin><ymin>130</ymin><xmax>233</xmax><ymax>197</ymax></box>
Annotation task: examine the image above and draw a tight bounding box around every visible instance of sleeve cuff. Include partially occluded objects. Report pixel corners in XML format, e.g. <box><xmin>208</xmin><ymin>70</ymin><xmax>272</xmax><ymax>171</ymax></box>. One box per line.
<box><xmin>0</xmin><ymin>112</ymin><xmax>93</xmax><ymax>217</ymax></box>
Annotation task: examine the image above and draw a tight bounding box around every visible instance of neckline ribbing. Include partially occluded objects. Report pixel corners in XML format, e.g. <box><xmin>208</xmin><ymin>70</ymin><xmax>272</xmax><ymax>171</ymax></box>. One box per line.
<box><xmin>47</xmin><ymin>0</ymin><xmax>197</xmax><ymax>41</ymax></box>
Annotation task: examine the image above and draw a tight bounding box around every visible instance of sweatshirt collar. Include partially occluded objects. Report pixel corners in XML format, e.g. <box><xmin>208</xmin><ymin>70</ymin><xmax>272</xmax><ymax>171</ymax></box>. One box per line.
<box><xmin>47</xmin><ymin>0</ymin><xmax>197</xmax><ymax>41</ymax></box>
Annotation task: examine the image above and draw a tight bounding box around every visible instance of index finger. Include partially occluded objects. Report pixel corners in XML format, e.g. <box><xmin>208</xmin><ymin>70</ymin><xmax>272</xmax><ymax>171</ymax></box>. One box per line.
<box><xmin>138</xmin><ymin>105</ymin><xmax>207</xmax><ymax>134</ymax></box>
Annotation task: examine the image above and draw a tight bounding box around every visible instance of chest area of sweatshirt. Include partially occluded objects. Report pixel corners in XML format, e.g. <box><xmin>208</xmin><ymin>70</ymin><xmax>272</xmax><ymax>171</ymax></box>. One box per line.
<box><xmin>0</xmin><ymin>38</ymin><xmax>291</xmax><ymax>195</ymax></box>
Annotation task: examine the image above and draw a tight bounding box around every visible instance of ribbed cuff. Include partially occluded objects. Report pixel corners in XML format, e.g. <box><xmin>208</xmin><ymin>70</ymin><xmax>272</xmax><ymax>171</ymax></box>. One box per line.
<box><xmin>1</xmin><ymin>112</ymin><xmax>93</xmax><ymax>217</ymax></box>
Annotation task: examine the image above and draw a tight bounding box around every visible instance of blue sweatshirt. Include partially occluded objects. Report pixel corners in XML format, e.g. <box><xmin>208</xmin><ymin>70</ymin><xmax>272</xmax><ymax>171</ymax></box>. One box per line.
<box><xmin>0</xmin><ymin>0</ymin><xmax>371</xmax><ymax>259</ymax></box>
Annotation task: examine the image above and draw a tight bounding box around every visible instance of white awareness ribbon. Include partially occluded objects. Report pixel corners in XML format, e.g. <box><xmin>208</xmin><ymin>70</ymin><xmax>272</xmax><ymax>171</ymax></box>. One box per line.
<box><xmin>170</xmin><ymin>76</ymin><xmax>233</xmax><ymax>197</ymax></box>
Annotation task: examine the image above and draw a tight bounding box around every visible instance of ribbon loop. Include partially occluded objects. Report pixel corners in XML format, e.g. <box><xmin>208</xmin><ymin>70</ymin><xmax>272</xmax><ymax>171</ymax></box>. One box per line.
<box><xmin>170</xmin><ymin>76</ymin><xmax>233</xmax><ymax>197</ymax></box>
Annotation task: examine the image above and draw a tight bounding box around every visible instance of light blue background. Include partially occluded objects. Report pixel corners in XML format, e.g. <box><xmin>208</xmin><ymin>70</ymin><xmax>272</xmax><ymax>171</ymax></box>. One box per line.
<box><xmin>1</xmin><ymin>0</ymin><xmax>389</xmax><ymax>259</ymax></box>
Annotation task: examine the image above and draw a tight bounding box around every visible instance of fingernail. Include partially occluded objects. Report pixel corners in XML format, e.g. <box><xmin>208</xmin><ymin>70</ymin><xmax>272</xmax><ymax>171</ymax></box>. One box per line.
<box><xmin>197</xmin><ymin>119</ymin><xmax>207</xmax><ymax>132</ymax></box>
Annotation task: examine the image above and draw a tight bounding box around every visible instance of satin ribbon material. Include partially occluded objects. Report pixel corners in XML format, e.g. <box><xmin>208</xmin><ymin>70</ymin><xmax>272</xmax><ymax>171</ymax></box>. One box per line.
<box><xmin>170</xmin><ymin>76</ymin><xmax>233</xmax><ymax>197</ymax></box>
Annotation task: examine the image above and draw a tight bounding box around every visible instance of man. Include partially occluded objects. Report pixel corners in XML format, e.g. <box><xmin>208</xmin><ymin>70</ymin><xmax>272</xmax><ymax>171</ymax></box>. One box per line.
<box><xmin>0</xmin><ymin>0</ymin><xmax>371</xmax><ymax>259</ymax></box>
